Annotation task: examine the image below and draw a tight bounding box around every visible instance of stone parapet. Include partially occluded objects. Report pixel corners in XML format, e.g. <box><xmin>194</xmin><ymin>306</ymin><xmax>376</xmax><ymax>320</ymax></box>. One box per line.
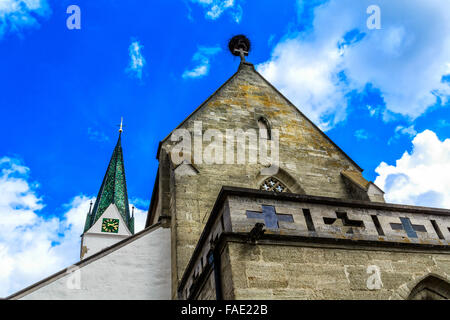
<box><xmin>178</xmin><ymin>187</ymin><xmax>450</xmax><ymax>299</ymax></box>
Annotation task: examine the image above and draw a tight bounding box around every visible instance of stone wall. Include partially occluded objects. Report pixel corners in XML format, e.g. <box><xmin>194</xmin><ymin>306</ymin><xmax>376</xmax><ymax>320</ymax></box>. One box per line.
<box><xmin>194</xmin><ymin>271</ymin><xmax>216</xmax><ymax>300</ymax></box>
<box><xmin>160</xmin><ymin>62</ymin><xmax>365</xmax><ymax>297</ymax></box>
<box><xmin>226</xmin><ymin>241</ymin><xmax>450</xmax><ymax>299</ymax></box>
<box><xmin>177</xmin><ymin>189</ymin><xmax>450</xmax><ymax>300</ymax></box>
<box><xmin>192</xmin><ymin>245</ymin><xmax>235</xmax><ymax>300</ymax></box>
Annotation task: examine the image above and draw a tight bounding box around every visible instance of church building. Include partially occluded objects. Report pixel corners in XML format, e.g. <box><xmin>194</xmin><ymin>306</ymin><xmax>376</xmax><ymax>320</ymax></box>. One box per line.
<box><xmin>7</xmin><ymin>36</ymin><xmax>450</xmax><ymax>300</ymax></box>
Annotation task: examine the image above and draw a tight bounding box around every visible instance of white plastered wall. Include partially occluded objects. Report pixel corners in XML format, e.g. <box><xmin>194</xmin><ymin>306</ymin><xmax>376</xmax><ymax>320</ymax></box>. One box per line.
<box><xmin>18</xmin><ymin>226</ymin><xmax>171</xmax><ymax>300</ymax></box>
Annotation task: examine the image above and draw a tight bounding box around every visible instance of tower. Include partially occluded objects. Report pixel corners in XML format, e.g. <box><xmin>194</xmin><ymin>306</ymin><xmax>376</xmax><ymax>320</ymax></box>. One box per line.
<box><xmin>146</xmin><ymin>35</ymin><xmax>388</xmax><ymax>298</ymax></box>
<box><xmin>81</xmin><ymin>119</ymin><xmax>134</xmax><ymax>259</ymax></box>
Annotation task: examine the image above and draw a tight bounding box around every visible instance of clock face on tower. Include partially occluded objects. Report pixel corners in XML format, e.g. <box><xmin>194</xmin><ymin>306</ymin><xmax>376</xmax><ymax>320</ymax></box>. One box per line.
<box><xmin>101</xmin><ymin>218</ymin><xmax>119</xmax><ymax>233</ymax></box>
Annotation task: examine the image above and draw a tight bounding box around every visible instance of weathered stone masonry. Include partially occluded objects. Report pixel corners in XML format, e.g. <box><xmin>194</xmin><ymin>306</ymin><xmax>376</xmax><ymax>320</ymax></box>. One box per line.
<box><xmin>178</xmin><ymin>187</ymin><xmax>450</xmax><ymax>300</ymax></box>
<box><xmin>146</xmin><ymin>60</ymin><xmax>448</xmax><ymax>299</ymax></box>
<box><xmin>148</xmin><ymin>62</ymin><xmax>382</xmax><ymax>297</ymax></box>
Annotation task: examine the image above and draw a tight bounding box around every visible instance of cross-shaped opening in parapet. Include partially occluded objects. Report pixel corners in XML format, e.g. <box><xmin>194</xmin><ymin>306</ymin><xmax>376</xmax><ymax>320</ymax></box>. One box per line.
<box><xmin>246</xmin><ymin>205</ymin><xmax>294</xmax><ymax>229</ymax></box>
<box><xmin>323</xmin><ymin>211</ymin><xmax>364</xmax><ymax>234</ymax></box>
<box><xmin>390</xmin><ymin>217</ymin><xmax>426</xmax><ymax>238</ymax></box>
<box><xmin>430</xmin><ymin>220</ymin><xmax>446</xmax><ymax>240</ymax></box>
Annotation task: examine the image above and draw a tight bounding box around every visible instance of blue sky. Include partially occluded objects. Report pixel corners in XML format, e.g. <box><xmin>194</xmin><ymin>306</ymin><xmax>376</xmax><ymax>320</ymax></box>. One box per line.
<box><xmin>0</xmin><ymin>0</ymin><xmax>449</xmax><ymax>296</ymax></box>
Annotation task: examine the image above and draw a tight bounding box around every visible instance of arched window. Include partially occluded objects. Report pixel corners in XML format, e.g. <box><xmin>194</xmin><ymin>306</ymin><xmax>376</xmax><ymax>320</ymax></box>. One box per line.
<box><xmin>260</xmin><ymin>177</ymin><xmax>289</xmax><ymax>193</ymax></box>
<box><xmin>257</xmin><ymin>117</ymin><xmax>271</xmax><ymax>140</ymax></box>
<box><xmin>408</xmin><ymin>275</ymin><xmax>450</xmax><ymax>300</ymax></box>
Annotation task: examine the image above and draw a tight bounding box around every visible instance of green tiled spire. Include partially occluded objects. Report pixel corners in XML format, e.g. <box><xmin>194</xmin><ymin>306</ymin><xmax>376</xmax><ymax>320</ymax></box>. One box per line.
<box><xmin>84</xmin><ymin>132</ymin><xmax>134</xmax><ymax>234</ymax></box>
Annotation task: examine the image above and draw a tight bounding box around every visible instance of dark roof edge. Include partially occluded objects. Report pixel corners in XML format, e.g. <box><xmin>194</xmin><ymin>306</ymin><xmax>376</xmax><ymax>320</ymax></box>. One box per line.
<box><xmin>6</xmin><ymin>222</ymin><xmax>162</xmax><ymax>300</ymax></box>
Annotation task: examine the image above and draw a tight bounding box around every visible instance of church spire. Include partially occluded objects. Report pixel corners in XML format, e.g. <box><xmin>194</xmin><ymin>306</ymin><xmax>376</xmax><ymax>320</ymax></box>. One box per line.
<box><xmin>84</xmin><ymin>120</ymin><xmax>134</xmax><ymax>234</ymax></box>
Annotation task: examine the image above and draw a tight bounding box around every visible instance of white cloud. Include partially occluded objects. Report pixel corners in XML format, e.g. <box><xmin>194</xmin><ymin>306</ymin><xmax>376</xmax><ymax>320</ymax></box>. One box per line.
<box><xmin>132</xmin><ymin>205</ymin><xmax>147</xmax><ymax>233</ymax></box>
<box><xmin>230</xmin><ymin>4</ymin><xmax>242</xmax><ymax>23</ymax></box>
<box><xmin>388</xmin><ymin>125</ymin><xmax>417</xmax><ymax>145</ymax></box>
<box><xmin>354</xmin><ymin>129</ymin><xmax>369</xmax><ymax>140</ymax></box>
<box><xmin>257</xmin><ymin>0</ymin><xmax>450</xmax><ymax>130</ymax></box>
<box><xmin>130</xmin><ymin>197</ymin><xmax>149</xmax><ymax>209</ymax></box>
<box><xmin>126</xmin><ymin>40</ymin><xmax>146</xmax><ymax>80</ymax></box>
<box><xmin>129</xmin><ymin>197</ymin><xmax>149</xmax><ymax>232</ymax></box>
<box><xmin>395</xmin><ymin>125</ymin><xmax>417</xmax><ymax>138</ymax></box>
<box><xmin>189</xmin><ymin>0</ymin><xmax>242</xmax><ymax>22</ymax></box>
<box><xmin>0</xmin><ymin>0</ymin><xmax>51</xmax><ymax>38</ymax></box>
<box><xmin>183</xmin><ymin>64</ymin><xmax>208</xmax><ymax>79</ymax></box>
<box><xmin>0</xmin><ymin>156</ymin><xmax>149</xmax><ymax>297</ymax></box>
<box><xmin>437</xmin><ymin>119</ymin><xmax>450</xmax><ymax>128</ymax></box>
<box><xmin>375</xmin><ymin>130</ymin><xmax>450</xmax><ymax>209</ymax></box>
<box><xmin>258</xmin><ymin>37</ymin><xmax>348</xmax><ymax>130</ymax></box>
<box><xmin>0</xmin><ymin>157</ymin><xmax>92</xmax><ymax>297</ymax></box>
<box><xmin>87</xmin><ymin>128</ymin><xmax>109</xmax><ymax>143</ymax></box>
<box><xmin>367</xmin><ymin>105</ymin><xmax>379</xmax><ymax>117</ymax></box>
<box><xmin>182</xmin><ymin>46</ymin><xmax>221</xmax><ymax>79</ymax></box>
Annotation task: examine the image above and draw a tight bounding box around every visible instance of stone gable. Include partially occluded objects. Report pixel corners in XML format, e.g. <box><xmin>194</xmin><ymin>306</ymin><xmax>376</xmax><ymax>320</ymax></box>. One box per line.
<box><xmin>152</xmin><ymin>61</ymin><xmax>379</xmax><ymax>297</ymax></box>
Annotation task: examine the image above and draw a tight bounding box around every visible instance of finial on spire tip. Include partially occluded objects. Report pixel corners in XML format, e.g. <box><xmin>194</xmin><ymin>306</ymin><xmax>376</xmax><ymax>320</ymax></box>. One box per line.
<box><xmin>118</xmin><ymin>117</ymin><xmax>124</xmax><ymax>133</ymax></box>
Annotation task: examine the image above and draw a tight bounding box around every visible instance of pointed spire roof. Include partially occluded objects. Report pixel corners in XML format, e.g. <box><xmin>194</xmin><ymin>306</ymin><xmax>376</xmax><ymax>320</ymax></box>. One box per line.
<box><xmin>84</xmin><ymin>129</ymin><xmax>134</xmax><ymax>234</ymax></box>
